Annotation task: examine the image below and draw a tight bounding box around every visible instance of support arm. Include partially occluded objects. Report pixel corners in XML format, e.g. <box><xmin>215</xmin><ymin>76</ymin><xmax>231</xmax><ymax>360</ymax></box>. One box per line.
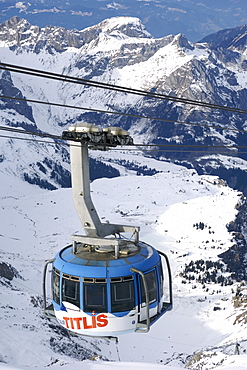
<box><xmin>69</xmin><ymin>135</ymin><xmax>139</xmax><ymax>240</ymax></box>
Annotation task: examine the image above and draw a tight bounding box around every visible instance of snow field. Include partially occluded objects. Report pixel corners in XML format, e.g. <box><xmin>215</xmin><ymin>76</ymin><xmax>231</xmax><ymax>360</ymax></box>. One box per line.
<box><xmin>1</xmin><ymin>153</ymin><xmax>246</xmax><ymax>369</ymax></box>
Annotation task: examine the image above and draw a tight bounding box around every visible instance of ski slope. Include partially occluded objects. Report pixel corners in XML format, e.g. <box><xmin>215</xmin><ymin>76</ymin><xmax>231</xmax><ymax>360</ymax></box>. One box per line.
<box><xmin>0</xmin><ymin>152</ymin><xmax>246</xmax><ymax>369</ymax></box>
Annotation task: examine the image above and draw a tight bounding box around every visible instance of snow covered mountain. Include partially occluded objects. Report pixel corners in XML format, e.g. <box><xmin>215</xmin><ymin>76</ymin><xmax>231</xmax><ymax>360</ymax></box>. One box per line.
<box><xmin>0</xmin><ymin>0</ymin><xmax>247</xmax><ymax>42</ymax></box>
<box><xmin>1</xmin><ymin>16</ymin><xmax>247</xmax><ymax>194</ymax></box>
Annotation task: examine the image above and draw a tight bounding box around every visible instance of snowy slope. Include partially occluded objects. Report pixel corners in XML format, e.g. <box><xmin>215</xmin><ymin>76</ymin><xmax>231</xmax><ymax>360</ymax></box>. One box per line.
<box><xmin>0</xmin><ymin>151</ymin><xmax>246</xmax><ymax>369</ymax></box>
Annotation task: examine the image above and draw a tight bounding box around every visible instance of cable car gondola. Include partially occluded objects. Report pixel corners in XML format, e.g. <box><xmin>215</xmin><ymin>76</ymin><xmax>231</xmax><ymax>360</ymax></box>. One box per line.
<box><xmin>43</xmin><ymin>123</ymin><xmax>172</xmax><ymax>338</ymax></box>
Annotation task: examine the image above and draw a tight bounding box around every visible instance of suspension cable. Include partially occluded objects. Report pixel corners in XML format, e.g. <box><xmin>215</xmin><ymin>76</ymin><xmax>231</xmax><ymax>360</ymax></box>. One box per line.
<box><xmin>1</xmin><ymin>62</ymin><xmax>247</xmax><ymax>115</ymax></box>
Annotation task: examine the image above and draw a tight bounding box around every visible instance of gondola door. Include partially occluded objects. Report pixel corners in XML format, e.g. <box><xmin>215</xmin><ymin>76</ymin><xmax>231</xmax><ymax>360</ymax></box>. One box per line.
<box><xmin>131</xmin><ymin>267</ymin><xmax>160</xmax><ymax>332</ymax></box>
<box><xmin>139</xmin><ymin>269</ymin><xmax>159</xmax><ymax>322</ymax></box>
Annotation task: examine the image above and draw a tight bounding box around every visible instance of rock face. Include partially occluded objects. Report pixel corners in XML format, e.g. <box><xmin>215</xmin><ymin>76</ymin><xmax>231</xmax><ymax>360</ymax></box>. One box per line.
<box><xmin>0</xmin><ymin>261</ymin><xmax>21</xmax><ymax>281</ymax></box>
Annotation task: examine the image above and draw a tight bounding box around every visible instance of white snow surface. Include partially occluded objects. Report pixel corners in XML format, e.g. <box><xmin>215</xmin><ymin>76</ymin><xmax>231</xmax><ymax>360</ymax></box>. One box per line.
<box><xmin>0</xmin><ymin>151</ymin><xmax>246</xmax><ymax>370</ymax></box>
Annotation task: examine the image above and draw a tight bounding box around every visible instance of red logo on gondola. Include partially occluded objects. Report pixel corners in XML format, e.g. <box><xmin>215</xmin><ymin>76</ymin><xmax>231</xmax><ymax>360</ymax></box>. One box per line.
<box><xmin>63</xmin><ymin>313</ymin><xmax>108</xmax><ymax>330</ymax></box>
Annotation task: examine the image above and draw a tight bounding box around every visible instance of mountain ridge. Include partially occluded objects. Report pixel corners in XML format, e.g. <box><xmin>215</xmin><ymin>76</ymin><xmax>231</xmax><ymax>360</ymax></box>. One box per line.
<box><xmin>0</xmin><ymin>15</ymin><xmax>153</xmax><ymax>53</ymax></box>
<box><xmin>0</xmin><ymin>0</ymin><xmax>247</xmax><ymax>42</ymax></box>
<box><xmin>1</xmin><ymin>16</ymin><xmax>247</xmax><ymax>195</ymax></box>
<box><xmin>200</xmin><ymin>24</ymin><xmax>247</xmax><ymax>51</ymax></box>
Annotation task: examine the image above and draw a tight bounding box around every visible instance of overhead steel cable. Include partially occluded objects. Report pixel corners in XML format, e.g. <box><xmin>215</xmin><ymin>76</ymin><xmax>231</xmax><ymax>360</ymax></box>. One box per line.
<box><xmin>0</xmin><ymin>124</ymin><xmax>63</xmax><ymax>141</ymax></box>
<box><xmin>132</xmin><ymin>143</ymin><xmax>243</xmax><ymax>149</ymax></box>
<box><xmin>1</xmin><ymin>126</ymin><xmax>247</xmax><ymax>153</ymax></box>
<box><xmin>1</xmin><ymin>94</ymin><xmax>247</xmax><ymax>135</ymax></box>
<box><xmin>139</xmin><ymin>150</ymin><xmax>247</xmax><ymax>154</ymax></box>
<box><xmin>1</xmin><ymin>130</ymin><xmax>246</xmax><ymax>156</ymax></box>
<box><xmin>1</xmin><ymin>133</ymin><xmax>246</xmax><ymax>155</ymax></box>
<box><xmin>1</xmin><ymin>129</ymin><xmax>247</xmax><ymax>156</ymax></box>
<box><xmin>0</xmin><ymin>123</ymin><xmax>247</xmax><ymax>148</ymax></box>
<box><xmin>1</xmin><ymin>62</ymin><xmax>247</xmax><ymax>115</ymax></box>
<box><xmin>0</xmin><ymin>133</ymin><xmax>67</xmax><ymax>146</ymax></box>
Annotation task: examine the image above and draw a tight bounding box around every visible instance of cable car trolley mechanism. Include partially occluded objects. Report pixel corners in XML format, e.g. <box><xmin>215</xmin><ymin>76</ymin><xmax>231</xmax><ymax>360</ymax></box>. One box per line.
<box><xmin>43</xmin><ymin>122</ymin><xmax>172</xmax><ymax>338</ymax></box>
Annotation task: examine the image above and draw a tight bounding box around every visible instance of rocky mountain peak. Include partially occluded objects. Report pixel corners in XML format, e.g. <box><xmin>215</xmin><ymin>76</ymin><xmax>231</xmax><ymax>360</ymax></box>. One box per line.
<box><xmin>95</xmin><ymin>16</ymin><xmax>153</xmax><ymax>39</ymax></box>
<box><xmin>0</xmin><ymin>15</ymin><xmax>152</xmax><ymax>54</ymax></box>
<box><xmin>0</xmin><ymin>16</ymin><xmax>85</xmax><ymax>52</ymax></box>
<box><xmin>1</xmin><ymin>15</ymin><xmax>27</xmax><ymax>29</ymax></box>
<box><xmin>171</xmin><ymin>33</ymin><xmax>194</xmax><ymax>50</ymax></box>
<box><xmin>0</xmin><ymin>16</ymin><xmax>38</xmax><ymax>46</ymax></box>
